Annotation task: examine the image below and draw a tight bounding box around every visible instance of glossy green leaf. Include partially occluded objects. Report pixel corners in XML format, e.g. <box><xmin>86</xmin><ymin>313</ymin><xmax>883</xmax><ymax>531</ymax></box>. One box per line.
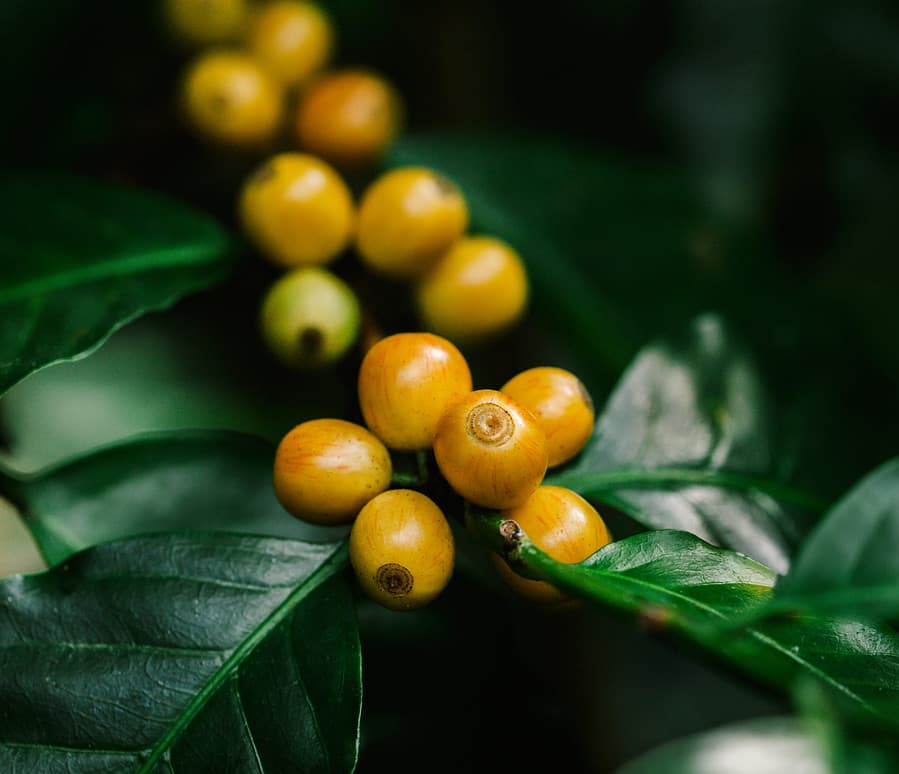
<box><xmin>470</xmin><ymin>514</ymin><xmax>899</xmax><ymax>728</ymax></box>
<box><xmin>547</xmin><ymin>314</ymin><xmax>825</xmax><ymax>573</ymax></box>
<box><xmin>0</xmin><ymin>431</ymin><xmax>340</xmax><ymax>567</ymax></box>
<box><xmin>0</xmin><ymin>175</ymin><xmax>235</xmax><ymax>396</ymax></box>
<box><xmin>771</xmin><ymin>458</ymin><xmax>899</xmax><ymax>618</ymax></box>
<box><xmin>616</xmin><ymin>716</ymin><xmax>896</xmax><ymax>774</ymax></box>
<box><xmin>0</xmin><ymin>533</ymin><xmax>359</xmax><ymax>773</ymax></box>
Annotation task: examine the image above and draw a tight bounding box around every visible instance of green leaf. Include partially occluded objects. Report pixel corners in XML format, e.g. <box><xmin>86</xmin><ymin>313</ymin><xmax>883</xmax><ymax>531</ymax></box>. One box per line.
<box><xmin>0</xmin><ymin>533</ymin><xmax>360</xmax><ymax>773</ymax></box>
<box><xmin>547</xmin><ymin>314</ymin><xmax>826</xmax><ymax>573</ymax></box>
<box><xmin>0</xmin><ymin>431</ymin><xmax>339</xmax><ymax>567</ymax></box>
<box><xmin>389</xmin><ymin>134</ymin><xmax>714</xmax><ymax>380</ymax></box>
<box><xmin>0</xmin><ymin>308</ymin><xmax>352</xmax><ymax>472</ymax></box>
<box><xmin>0</xmin><ymin>175</ymin><xmax>235</xmax><ymax>397</ymax></box>
<box><xmin>470</xmin><ymin>514</ymin><xmax>899</xmax><ymax>728</ymax></box>
<box><xmin>771</xmin><ymin>459</ymin><xmax>899</xmax><ymax>618</ymax></box>
<box><xmin>616</xmin><ymin>716</ymin><xmax>896</xmax><ymax>774</ymax></box>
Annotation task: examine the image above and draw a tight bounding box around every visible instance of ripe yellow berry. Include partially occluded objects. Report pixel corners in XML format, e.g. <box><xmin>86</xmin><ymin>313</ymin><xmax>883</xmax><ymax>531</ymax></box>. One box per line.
<box><xmin>494</xmin><ymin>486</ymin><xmax>611</xmax><ymax>604</ymax></box>
<box><xmin>295</xmin><ymin>70</ymin><xmax>402</xmax><ymax>169</ymax></box>
<box><xmin>501</xmin><ymin>367</ymin><xmax>594</xmax><ymax>467</ymax></box>
<box><xmin>260</xmin><ymin>267</ymin><xmax>360</xmax><ymax>369</ymax></box>
<box><xmin>181</xmin><ymin>51</ymin><xmax>283</xmax><ymax>148</ymax></box>
<box><xmin>433</xmin><ymin>390</ymin><xmax>548</xmax><ymax>509</ymax></box>
<box><xmin>358</xmin><ymin>333</ymin><xmax>472</xmax><ymax>451</ymax></box>
<box><xmin>164</xmin><ymin>0</ymin><xmax>247</xmax><ymax>47</ymax></box>
<box><xmin>416</xmin><ymin>236</ymin><xmax>528</xmax><ymax>342</ymax></box>
<box><xmin>247</xmin><ymin>1</ymin><xmax>333</xmax><ymax>87</ymax></box>
<box><xmin>350</xmin><ymin>489</ymin><xmax>454</xmax><ymax>611</ymax></box>
<box><xmin>240</xmin><ymin>153</ymin><xmax>354</xmax><ymax>268</ymax></box>
<box><xmin>356</xmin><ymin>168</ymin><xmax>468</xmax><ymax>278</ymax></box>
<box><xmin>273</xmin><ymin>419</ymin><xmax>391</xmax><ymax>524</ymax></box>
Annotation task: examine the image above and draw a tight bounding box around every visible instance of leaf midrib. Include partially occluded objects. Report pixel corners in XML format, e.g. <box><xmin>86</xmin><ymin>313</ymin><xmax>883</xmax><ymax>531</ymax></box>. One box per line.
<box><xmin>527</xmin><ymin>545</ymin><xmax>878</xmax><ymax>718</ymax></box>
<box><xmin>138</xmin><ymin>541</ymin><xmax>349</xmax><ymax>773</ymax></box>
<box><xmin>0</xmin><ymin>242</ymin><xmax>227</xmax><ymax>306</ymax></box>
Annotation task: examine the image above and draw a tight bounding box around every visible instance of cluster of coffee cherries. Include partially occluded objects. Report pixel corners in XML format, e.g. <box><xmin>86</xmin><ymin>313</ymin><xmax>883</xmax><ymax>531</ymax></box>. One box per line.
<box><xmin>165</xmin><ymin>1</ymin><xmax>530</xmax><ymax>368</ymax></box>
<box><xmin>245</xmin><ymin>161</ymin><xmax>530</xmax><ymax>370</ymax></box>
<box><xmin>273</xmin><ymin>332</ymin><xmax>611</xmax><ymax>610</ymax></box>
<box><xmin>166</xmin><ymin>0</ymin><xmax>401</xmax><ymax>166</ymax></box>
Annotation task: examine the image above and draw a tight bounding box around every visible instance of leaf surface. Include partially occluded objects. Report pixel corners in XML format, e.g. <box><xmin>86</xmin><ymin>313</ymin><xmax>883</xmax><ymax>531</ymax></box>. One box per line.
<box><xmin>548</xmin><ymin>315</ymin><xmax>821</xmax><ymax>572</ymax></box>
<box><xmin>771</xmin><ymin>459</ymin><xmax>899</xmax><ymax>618</ymax></box>
<box><xmin>0</xmin><ymin>534</ymin><xmax>359</xmax><ymax>773</ymax></box>
<box><xmin>471</xmin><ymin>514</ymin><xmax>899</xmax><ymax>727</ymax></box>
<box><xmin>617</xmin><ymin>716</ymin><xmax>895</xmax><ymax>774</ymax></box>
<box><xmin>0</xmin><ymin>175</ymin><xmax>234</xmax><ymax>396</ymax></box>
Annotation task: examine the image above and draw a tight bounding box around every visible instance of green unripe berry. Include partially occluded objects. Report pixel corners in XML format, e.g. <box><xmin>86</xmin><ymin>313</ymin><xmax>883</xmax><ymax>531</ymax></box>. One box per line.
<box><xmin>260</xmin><ymin>267</ymin><xmax>360</xmax><ymax>369</ymax></box>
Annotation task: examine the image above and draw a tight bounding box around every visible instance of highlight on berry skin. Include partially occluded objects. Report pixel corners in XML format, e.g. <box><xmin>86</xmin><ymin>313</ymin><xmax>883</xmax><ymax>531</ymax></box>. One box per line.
<box><xmin>433</xmin><ymin>389</ymin><xmax>548</xmax><ymax>510</ymax></box>
<box><xmin>355</xmin><ymin>167</ymin><xmax>469</xmax><ymax>279</ymax></box>
<box><xmin>493</xmin><ymin>486</ymin><xmax>611</xmax><ymax>605</ymax></box>
<box><xmin>246</xmin><ymin>1</ymin><xmax>333</xmax><ymax>87</ymax></box>
<box><xmin>239</xmin><ymin>152</ymin><xmax>355</xmax><ymax>268</ymax></box>
<box><xmin>501</xmin><ymin>366</ymin><xmax>594</xmax><ymax>467</ymax></box>
<box><xmin>295</xmin><ymin>69</ymin><xmax>403</xmax><ymax>169</ymax></box>
<box><xmin>358</xmin><ymin>332</ymin><xmax>472</xmax><ymax>451</ymax></box>
<box><xmin>416</xmin><ymin>235</ymin><xmax>529</xmax><ymax>343</ymax></box>
<box><xmin>259</xmin><ymin>267</ymin><xmax>361</xmax><ymax>370</ymax></box>
<box><xmin>273</xmin><ymin>418</ymin><xmax>392</xmax><ymax>525</ymax></box>
<box><xmin>349</xmin><ymin>489</ymin><xmax>455</xmax><ymax>611</ymax></box>
<box><xmin>180</xmin><ymin>51</ymin><xmax>284</xmax><ymax>148</ymax></box>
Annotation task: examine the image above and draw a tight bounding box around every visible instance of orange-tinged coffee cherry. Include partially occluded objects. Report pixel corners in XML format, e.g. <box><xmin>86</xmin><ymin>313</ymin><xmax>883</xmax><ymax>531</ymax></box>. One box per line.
<box><xmin>494</xmin><ymin>486</ymin><xmax>611</xmax><ymax>604</ymax></box>
<box><xmin>247</xmin><ymin>1</ymin><xmax>333</xmax><ymax>87</ymax></box>
<box><xmin>350</xmin><ymin>489</ymin><xmax>454</xmax><ymax>611</ymax></box>
<box><xmin>358</xmin><ymin>332</ymin><xmax>472</xmax><ymax>451</ymax></box>
<box><xmin>295</xmin><ymin>70</ymin><xmax>402</xmax><ymax>169</ymax></box>
<box><xmin>273</xmin><ymin>419</ymin><xmax>391</xmax><ymax>524</ymax></box>
<box><xmin>259</xmin><ymin>267</ymin><xmax>360</xmax><ymax>369</ymax></box>
<box><xmin>181</xmin><ymin>51</ymin><xmax>283</xmax><ymax>148</ymax></box>
<box><xmin>356</xmin><ymin>168</ymin><xmax>468</xmax><ymax>278</ymax></box>
<box><xmin>164</xmin><ymin>0</ymin><xmax>247</xmax><ymax>47</ymax></box>
<box><xmin>433</xmin><ymin>390</ymin><xmax>548</xmax><ymax>509</ymax></box>
<box><xmin>240</xmin><ymin>152</ymin><xmax>354</xmax><ymax>268</ymax></box>
<box><xmin>501</xmin><ymin>367</ymin><xmax>594</xmax><ymax>467</ymax></box>
<box><xmin>416</xmin><ymin>236</ymin><xmax>528</xmax><ymax>342</ymax></box>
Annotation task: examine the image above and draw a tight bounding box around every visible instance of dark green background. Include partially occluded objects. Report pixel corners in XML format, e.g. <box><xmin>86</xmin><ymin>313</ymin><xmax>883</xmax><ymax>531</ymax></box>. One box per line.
<box><xmin>1</xmin><ymin>1</ymin><xmax>898</xmax><ymax>771</ymax></box>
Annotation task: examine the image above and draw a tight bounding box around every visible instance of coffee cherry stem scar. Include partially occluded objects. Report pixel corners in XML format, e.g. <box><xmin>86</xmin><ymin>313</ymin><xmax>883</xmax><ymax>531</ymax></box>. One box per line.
<box><xmin>465</xmin><ymin>505</ymin><xmax>540</xmax><ymax>580</ymax></box>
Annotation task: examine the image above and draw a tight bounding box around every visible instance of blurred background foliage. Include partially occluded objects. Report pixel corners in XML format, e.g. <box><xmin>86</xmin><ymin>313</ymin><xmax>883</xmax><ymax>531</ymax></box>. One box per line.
<box><xmin>1</xmin><ymin>0</ymin><xmax>898</xmax><ymax>771</ymax></box>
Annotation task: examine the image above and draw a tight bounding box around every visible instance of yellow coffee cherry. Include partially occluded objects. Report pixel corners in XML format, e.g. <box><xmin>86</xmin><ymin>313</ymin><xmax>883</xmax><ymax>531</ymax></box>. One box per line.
<box><xmin>433</xmin><ymin>390</ymin><xmax>548</xmax><ymax>509</ymax></box>
<box><xmin>247</xmin><ymin>1</ymin><xmax>333</xmax><ymax>87</ymax></box>
<box><xmin>240</xmin><ymin>152</ymin><xmax>354</xmax><ymax>268</ymax></box>
<box><xmin>295</xmin><ymin>70</ymin><xmax>402</xmax><ymax>169</ymax></box>
<box><xmin>416</xmin><ymin>236</ymin><xmax>528</xmax><ymax>342</ymax></box>
<box><xmin>501</xmin><ymin>367</ymin><xmax>594</xmax><ymax>467</ymax></box>
<box><xmin>356</xmin><ymin>167</ymin><xmax>469</xmax><ymax>278</ymax></box>
<box><xmin>350</xmin><ymin>489</ymin><xmax>454</xmax><ymax>611</ymax></box>
<box><xmin>259</xmin><ymin>267</ymin><xmax>360</xmax><ymax>369</ymax></box>
<box><xmin>164</xmin><ymin>0</ymin><xmax>247</xmax><ymax>47</ymax></box>
<box><xmin>181</xmin><ymin>51</ymin><xmax>283</xmax><ymax>148</ymax></box>
<box><xmin>273</xmin><ymin>419</ymin><xmax>391</xmax><ymax>524</ymax></box>
<box><xmin>358</xmin><ymin>332</ymin><xmax>472</xmax><ymax>451</ymax></box>
<box><xmin>493</xmin><ymin>486</ymin><xmax>611</xmax><ymax>604</ymax></box>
